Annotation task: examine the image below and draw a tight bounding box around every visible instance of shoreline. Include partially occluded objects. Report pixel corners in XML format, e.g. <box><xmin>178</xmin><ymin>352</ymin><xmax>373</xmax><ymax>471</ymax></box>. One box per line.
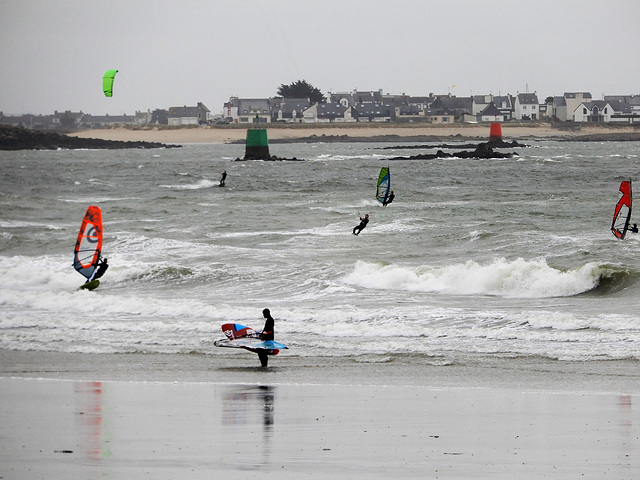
<box><xmin>67</xmin><ymin>123</ymin><xmax>640</xmax><ymax>145</ymax></box>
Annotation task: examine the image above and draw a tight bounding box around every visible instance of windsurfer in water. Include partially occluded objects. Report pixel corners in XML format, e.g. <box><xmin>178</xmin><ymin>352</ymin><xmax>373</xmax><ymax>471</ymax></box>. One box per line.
<box><xmin>383</xmin><ymin>190</ymin><xmax>395</xmax><ymax>206</ymax></box>
<box><xmin>219</xmin><ymin>170</ymin><xmax>227</xmax><ymax>187</ymax></box>
<box><xmin>630</xmin><ymin>223</ymin><xmax>639</xmax><ymax>233</ymax></box>
<box><xmin>87</xmin><ymin>257</ymin><xmax>109</xmax><ymax>283</ymax></box>
<box><xmin>353</xmin><ymin>214</ymin><xmax>369</xmax><ymax>235</ymax></box>
<box><xmin>258</xmin><ymin>308</ymin><xmax>275</xmax><ymax>367</ymax></box>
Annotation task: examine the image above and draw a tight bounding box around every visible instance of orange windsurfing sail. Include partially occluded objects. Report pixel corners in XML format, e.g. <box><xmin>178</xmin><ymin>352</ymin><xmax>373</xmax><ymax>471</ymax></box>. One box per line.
<box><xmin>73</xmin><ymin>206</ymin><xmax>103</xmax><ymax>280</ymax></box>
<box><xmin>611</xmin><ymin>180</ymin><xmax>632</xmax><ymax>240</ymax></box>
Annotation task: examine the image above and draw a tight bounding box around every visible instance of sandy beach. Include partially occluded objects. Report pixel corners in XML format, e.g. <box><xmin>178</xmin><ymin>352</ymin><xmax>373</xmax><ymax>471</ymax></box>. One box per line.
<box><xmin>67</xmin><ymin>123</ymin><xmax>640</xmax><ymax>145</ymax></box>
<box><xmin>1</xmin><ymin>351</ymin><xmax>638</xmax><ymax>479</ymax></box>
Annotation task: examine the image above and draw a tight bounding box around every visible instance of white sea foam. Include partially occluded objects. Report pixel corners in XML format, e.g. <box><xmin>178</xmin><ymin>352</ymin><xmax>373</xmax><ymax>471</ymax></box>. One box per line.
<box><xmin>159</xmin><ymin>179</ymin><xmax>216</xmax><ymax>190</ymax></box>
<box><xmin>343</xmin><ymin>258</ymin><xmax>603</xmax><ymax>298</ymax></box>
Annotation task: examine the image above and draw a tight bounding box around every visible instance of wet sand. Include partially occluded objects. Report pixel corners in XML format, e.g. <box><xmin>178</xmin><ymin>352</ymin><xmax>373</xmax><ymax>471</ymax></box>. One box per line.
<box><xmin>1</xmin><ymin>351</ymin><xmax>638</xmax><ymax>479</ymax></box>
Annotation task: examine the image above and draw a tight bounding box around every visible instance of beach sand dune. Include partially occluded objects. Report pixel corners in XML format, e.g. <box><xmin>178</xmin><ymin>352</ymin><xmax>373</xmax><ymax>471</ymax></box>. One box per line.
<box><xmin>67</xmin><ymin>123</ymin><xmax>640</xmax><ymax>145</ymax></box>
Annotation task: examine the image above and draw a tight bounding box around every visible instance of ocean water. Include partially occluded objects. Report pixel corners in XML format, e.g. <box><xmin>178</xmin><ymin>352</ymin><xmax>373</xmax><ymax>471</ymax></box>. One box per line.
<box><xmin>1</xmin><ymin>139</ymin><xmax>640</xmax><ymax>381</ymax></box>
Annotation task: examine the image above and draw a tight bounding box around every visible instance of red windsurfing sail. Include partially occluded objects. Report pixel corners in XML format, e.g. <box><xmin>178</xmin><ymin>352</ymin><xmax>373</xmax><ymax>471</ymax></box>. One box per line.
<box><xmin>611</xmin><ymin>180</ymin><xmax>632</xmax><ymax>239</ymax></box>
<box><xmin>73</xmin><ymin>206</ymin><xmax>103</xmax><ymax>279</ymax></box>
<box><xmin>221</xmin><ymin>323</ymin><xmax>260</xmax><ymax>340</ymax></box>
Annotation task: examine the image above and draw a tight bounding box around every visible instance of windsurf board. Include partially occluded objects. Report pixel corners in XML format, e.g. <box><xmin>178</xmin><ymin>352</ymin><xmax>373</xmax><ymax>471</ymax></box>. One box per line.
<box><xmin>79</xmin><ymin>279</ymin><xmax>100</xmax><ymax>291</ymax></box>
<box><xmin>215</xmin><ymin>323</ymin><xmax>287</xmax><ymax>354</ymax></box>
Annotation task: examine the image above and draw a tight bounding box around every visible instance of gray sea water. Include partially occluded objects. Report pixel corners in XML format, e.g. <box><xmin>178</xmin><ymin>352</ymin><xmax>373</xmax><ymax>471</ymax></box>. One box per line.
<box><xmin>1</xmin><ymin>139</ymin><xmax>639</xmax><ymax>387</ymax></box>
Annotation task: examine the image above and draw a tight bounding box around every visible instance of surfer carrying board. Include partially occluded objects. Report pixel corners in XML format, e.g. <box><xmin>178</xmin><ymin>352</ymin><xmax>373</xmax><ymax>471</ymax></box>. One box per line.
<box><xmin>261</xmin><ymin>308</ymin><xmax>274</xmax><ymax>341</ymax></box>
<box><xmin>383</xmin><ymin>191</ymin><xmax>395</xmax><ymax>206</ymax></box>
<box><xmin>353</xmin><ymin>214</ymin><xmax>369</xmax><ymax>235</ymax></box>
<box><xmin>258</xmin><ymin>308</ymin><xmax>275</xmax><ymax>366</ymax></box>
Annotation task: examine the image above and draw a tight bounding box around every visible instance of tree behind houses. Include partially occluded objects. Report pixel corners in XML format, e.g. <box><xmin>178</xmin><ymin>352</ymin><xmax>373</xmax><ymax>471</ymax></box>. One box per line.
<box><xmin>277</xmin><ymin>80</ymin><xmax>323</xmax><ymax>104</ymax></box>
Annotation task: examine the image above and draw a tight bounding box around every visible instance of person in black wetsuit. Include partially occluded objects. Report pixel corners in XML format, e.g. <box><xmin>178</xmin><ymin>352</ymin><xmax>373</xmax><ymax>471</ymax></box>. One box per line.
<box><xmin>383</xmin><ymin>191</ymin><xmax>395</xmax><ymax>206</ymax></box>
<box><xmin>258</xmin><ymin>308</ymin><xmax>275</xmax><ymax>367</ymax></box>
<box><xmin>352</xmin><ymin>214</ymin><xmax>369</xmax><ymax>235</ymax></box>
<box><xmin>219</xmin><ymin>170</ymin><xmax>227</xmax><ymax>187</ymax></box>
<box><xmin>87</xmin><ymin>257</ymin><xmax>108</xmax><ymax>283</ymax></box>
<box><xmin>630</xmin><ymin>223</ymin><xmax>639</xmax><ymax>233</ymax></box>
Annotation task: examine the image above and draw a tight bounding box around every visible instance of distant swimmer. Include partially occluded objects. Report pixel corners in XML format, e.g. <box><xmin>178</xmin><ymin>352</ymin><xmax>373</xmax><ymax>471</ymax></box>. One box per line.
<box><xmin>630</xmin><ymin>223</ymin><xmax>639</xmax><ymax>233</ymax></box>
<box><xmin>88</xmin><ymin>257</ymin><xmax>108</xmax><ymax>283</ymax></box>
<box><xmin>219</xmin><ymin>170</ymin><xmax>227</xmax><ymax>187</ymax></box>
<box><xmin>383</xmin><ymin>190</ymin><xmax>395</xmax><ymax>206</ymax></box>
<box><xmin>259</xmin><ymin>308</ymin><xmax>275</xmax><ymax>367</ymax></box>
<box><xmin>352</xmin><ymin>214</ymin><xmax>369</xmax><ymax>235</ymax></box>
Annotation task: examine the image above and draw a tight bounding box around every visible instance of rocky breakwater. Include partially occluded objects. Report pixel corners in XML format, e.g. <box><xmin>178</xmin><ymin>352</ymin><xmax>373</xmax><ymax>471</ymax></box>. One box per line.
<box><xmin>0</xmin><ymin>125</ymin><xmax>180</xmax><ymax>150</ymax></box>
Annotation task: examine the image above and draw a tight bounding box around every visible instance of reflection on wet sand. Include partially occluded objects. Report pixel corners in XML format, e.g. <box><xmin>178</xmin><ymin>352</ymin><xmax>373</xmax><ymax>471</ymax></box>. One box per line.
<box><xmin>75</xmin><ymin>381</ymin><xmax>111</xmax><ymax>463</ymax></box>
<box><xmin>221</xmin><ymin>385</ymin><xmax>276</xmax><ymax>470</ymax></box>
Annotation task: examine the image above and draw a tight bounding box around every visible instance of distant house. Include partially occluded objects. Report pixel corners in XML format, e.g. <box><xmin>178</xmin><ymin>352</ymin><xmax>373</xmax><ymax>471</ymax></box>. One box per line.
<box><xmin>472</xmin><ymin>95</ymin><xmax>494</xmax><ymax>115</ymax></box>
<box><xmin>605</xmin><ymin>95</ymin><xmax>640</xmax><ymax>124</ymax></box>
<box><xmin>354</xmin><ymin>102</ymin><xmax>391</xmax><ymax>122</ymax></box>
<box><xmin>477</xmin><ymin>102</ymin><xmax>510</xmax><ymax>123</ymax></box>
<box><xmin>405</xmin><ymin>95</ymin><xmax>436</xmax><ymax>111</ymax></box>
<box><xmin>352</xmin><ymin>89</ymin><xmax>385</xmax><ymax>105</ymax></box>
<box><xmin>514</xmin><ymin>93</ymin><xmax>539</xmax><ymax>120</ymax></box>
<box><xmin>167</xmin><ymin>102</ymin><xmax>210</xmax><ymax>125</ymax></box>
<box><xmin>303</xmin><ymin>103</ymin><xmax>355</xmax><ymax>123</ymax></box>
<box><xmin>493</xmin><ymin>96</ymin><xmax>513</xmax><ymax>120</ymax></box>
<box><xmin>272</xmin><ymin>97</ymin><xmax>311</xmax><ymax>123</ymax></box>
<box><xmin>325</xmin><ymin>89</ymin><xmax>385</xmax><ymax>107</ymax></box>
<box><xmin>472</xmin><ymin>95</ymin><xmax>513</xmax><ymax>120</ymax></box>
<box><xmin>0</xmin><ymin>113</ymin><xmax>55</xmax><ymax>129</ymax></box>
<box><xmin>53</xmin><ymin>110</ymin><xmax>84</xmax><ymax>128</ymax></box>
<box><xmin>549</xmin><ymin>92</ymin><xmax>592</xmax><ymax>121</ymax></box>
<box><xmin>393</xmin><ymin>104</ymin><xmax>428</xmax><ymax>122</ymax></box>
<box><xmin>424</xmin><ymin>107</ymin><xmax>456</xmax><ymax>124</ymax></box>
<box><xmin>430</xmin><ymin>96</ymin><xmax>472</xmax><ymax>122</ymax></box>
<box><xmin>224</xmin><ymin>98</ymin><xmax>271</xmax><ymax>123</ymax></box>
<box><xmin>390</xmin><ymin>95</ymin><xmax>437</xmax><ymax>122</ymax></box>
<box><xmin>80</xmin><ymin>113</ymin><xmax>137</xmax><ymax>128</ymax></box>
<box><xmin>573</xmin><ymin>101</ymin><xmax>614</xmax><ymax>123</ymax></box>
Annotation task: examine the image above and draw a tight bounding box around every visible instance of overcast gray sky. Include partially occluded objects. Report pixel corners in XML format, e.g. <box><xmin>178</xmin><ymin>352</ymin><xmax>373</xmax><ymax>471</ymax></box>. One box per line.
<box><xmin>2</xmin><ymin>0</ymin><xmax>639</xmax><ymax>116</ymax></box>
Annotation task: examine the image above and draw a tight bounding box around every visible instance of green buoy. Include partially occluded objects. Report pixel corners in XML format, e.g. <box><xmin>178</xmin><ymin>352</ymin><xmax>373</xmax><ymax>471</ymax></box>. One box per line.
<box><xmin>244</xmin><ymin>115</ymin><xmax>270</xmax><ymax>160</ymax></box>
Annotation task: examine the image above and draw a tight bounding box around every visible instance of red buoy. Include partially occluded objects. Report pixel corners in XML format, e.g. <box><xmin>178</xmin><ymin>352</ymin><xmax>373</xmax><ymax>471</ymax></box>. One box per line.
<box><xmin>489</xmin><ymin>122</ymin><xmax>502</xmax><ymax>142</ymax></box>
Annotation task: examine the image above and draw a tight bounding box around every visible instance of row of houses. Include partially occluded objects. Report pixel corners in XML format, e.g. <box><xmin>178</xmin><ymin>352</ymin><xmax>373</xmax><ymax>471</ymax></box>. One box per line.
<box><xmin>3</xmin><ymin>92</ymin><xmax>640</xmax><ymax>129</ymax></box>
<box><xmin>224</xmin><ymin>90</ymin><xmax>640</xmax><ymax>125</ymax></box>
<box><xmin>0</xmin><ymin>103</ymin><xmax>211</xmax><ymax>130</ymax></box>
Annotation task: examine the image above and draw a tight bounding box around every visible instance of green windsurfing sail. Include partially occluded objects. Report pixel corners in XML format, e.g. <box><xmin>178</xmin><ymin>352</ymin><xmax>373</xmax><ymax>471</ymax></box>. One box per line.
<box><xmin>103</xmin><ymin>69</ymin><xmax>118</xmax><ymax>97</ymax></box>
<box><xmin>375</xmin><ymin>167</ymin><xmax>390</xmax><ymax>204</ymax></box>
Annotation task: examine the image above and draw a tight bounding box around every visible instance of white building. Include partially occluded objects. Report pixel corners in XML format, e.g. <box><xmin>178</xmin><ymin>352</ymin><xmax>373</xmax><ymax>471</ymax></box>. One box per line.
<box><xmin>513</xmin><ymin>93</ymin><xmax>539</xmax><ymax>120</ymax></box>
<box><xmin>573</xmin><ymin>101</ymin><xmax>614</xmax><ymax>123</ymax></box>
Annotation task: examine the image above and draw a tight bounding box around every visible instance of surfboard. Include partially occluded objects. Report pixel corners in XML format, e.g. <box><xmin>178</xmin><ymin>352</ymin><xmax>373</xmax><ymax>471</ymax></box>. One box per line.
<box><xmin>74</xmin><ymin>206</ymin><xmax>104</xmax><ymax>286</ymax></box>
<box><xmin>79</xmin><ymin>279</ymin><xmax>100</xmax><ymax>291</ymax></box>
<box><xmin>612</xmin><ymin>179</ymin><xmax>632</xmax><ymax>239</ymax></box>
<box><xmin>214</xmin><ymin>338</ymin><xmax>288</xmax><ymax>352</ymax></box>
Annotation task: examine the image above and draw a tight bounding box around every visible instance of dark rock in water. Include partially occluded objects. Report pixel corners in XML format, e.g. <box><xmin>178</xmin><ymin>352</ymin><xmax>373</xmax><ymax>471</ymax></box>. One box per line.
<box><xmin>0</xmin><ymin>125</ymin><xmax>180</xmax><ymax>150</ymax></box>
<box><xmin>389</xmin><ymin>144</ymin><xmax>517</xmax><ymax>160</ymax></box>
<box><xmin>384</xmin><ymin>139</ymin><xmax>527</xmax><ymax>150</ymax></box>
<box><xmin>235</xmin><ymin>155</ymin><xmax>303</xmax><ymax>162</ymax></box>
<box><xmin>486</xmin><ymin>139</ymin><xmax>527</xmax><ymax>148</ymax></box>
